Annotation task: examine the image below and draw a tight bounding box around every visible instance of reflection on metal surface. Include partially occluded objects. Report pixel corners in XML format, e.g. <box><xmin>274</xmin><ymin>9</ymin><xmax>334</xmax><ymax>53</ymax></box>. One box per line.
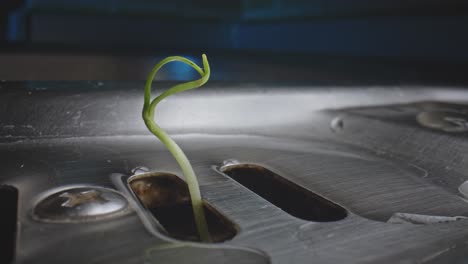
<box><xmin>221</xmin><ymin>159</ymin><xmax>240</xmax><ymax>167</ymax></box>
<box><xmin>131</xmin><ymin>166</ymin><xmax>150</xmax><ymax>175</ymax></box>
<box><xmin>32</xmin><ymin>186</ymin><xmax>130</xmax><ymax>223</ymax></box>
<box><xmin>387</xmin><ymin>213</ymin><xmax>467</xmax><ymax>225</ymax></box>
<box><xmin>458</xmin><ymin>181</ymin><xmax>468</xmax><ymax>199</ymax></box>
<box><xmin>129</xmin><ymin>172</ymin><xmax>237</xmax><ymax>242</ymax></box>
<box><xmin>417</xmin><ymin>111</ymin><xmax>468</xmax><ymax>133</ymax></box>
<box><xmin>0</xmin><ymin>185</ymin><xmax>18</xmax><ymax>264</ymax></box>
<box><xmin>330</xmin><ymin>116</ymin><xmax>344</xmax><ymax>133</ymax></box>
<box><xmin>221</xmin><ymin>164</ymin><xmax>347</xmax><ymax>222</ymax></box>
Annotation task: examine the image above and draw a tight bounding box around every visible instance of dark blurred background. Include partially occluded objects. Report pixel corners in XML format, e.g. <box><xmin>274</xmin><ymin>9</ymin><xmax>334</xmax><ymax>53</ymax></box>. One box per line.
<box><xmin>1</xmin><ymin>0</ymin><xmax>468</xmax><ymax>82</ymax></box>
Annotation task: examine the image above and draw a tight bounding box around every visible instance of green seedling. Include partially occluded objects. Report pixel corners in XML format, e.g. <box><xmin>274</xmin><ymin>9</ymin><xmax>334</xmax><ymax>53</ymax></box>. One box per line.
<box><xmin>142</xmin><ymin>54</ymin><xmax>211</xmax><ymax>242</ymax></box>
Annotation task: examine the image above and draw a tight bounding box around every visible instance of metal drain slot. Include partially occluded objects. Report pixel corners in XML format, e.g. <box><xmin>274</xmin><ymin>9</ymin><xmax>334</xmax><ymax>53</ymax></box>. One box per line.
<box><xmin>129</xmin><ymin>172</ymin><xmax>237</xmax><ymax>242</ymax></box>
<box><xmin>0</xmin><ymin>185</ymin><xmax>18</xmax><ymax>264</ymax></box>
<box><xmin>221</xmin><ymin>164</ymin><xmax>347</xmax><ymax>222</ymax></box>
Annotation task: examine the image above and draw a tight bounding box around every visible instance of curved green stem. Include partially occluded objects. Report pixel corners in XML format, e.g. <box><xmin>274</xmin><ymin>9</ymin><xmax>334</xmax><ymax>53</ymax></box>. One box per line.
<box><xmin>143</xmin><ymin>54</ymin><xmax>211</xmax><ymax>242</ymax></box>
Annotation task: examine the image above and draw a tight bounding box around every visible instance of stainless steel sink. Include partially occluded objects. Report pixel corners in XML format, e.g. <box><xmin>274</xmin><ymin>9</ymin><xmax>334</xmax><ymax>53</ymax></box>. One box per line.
<box><xmin>2</xmin><ymin>81</ymin><xmax>468</xmax><ymax>263</ymax></box>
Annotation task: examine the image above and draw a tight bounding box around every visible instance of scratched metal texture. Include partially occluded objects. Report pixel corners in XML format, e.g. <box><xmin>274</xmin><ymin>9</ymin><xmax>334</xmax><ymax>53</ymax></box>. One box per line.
<box><xmin>2</xmin><ymin>81</ymin><xmax>468</xmax><ymax>263</ymax></box>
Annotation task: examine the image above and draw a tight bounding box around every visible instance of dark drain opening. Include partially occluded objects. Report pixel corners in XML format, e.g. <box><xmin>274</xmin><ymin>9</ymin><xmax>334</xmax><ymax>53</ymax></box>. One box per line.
<box><xmin>221</xmin><ymin>164</ymin><xmax>347</xmax><ymax>222</ymax></box>
<box><xmin>129</xmin><ymin>173</ymin><xmax>237</xmax><ymax>242</ymax></box>
<box><xmin>0</xmin><ymin>185</ymin><xmax>18</xmax><ymax>264</ymax></box>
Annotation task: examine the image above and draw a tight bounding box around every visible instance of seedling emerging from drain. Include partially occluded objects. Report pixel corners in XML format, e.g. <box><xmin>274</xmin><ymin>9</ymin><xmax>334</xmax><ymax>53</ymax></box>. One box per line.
<box><xmin>142</xmin><ymin>55</ymin><xmax>211</xmax><ymax>242</ymax></box>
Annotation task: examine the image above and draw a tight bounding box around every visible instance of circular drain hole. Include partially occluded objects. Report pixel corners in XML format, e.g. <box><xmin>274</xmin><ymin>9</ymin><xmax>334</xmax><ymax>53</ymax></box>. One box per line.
<box><xmin>32</xmin><ymin>185</ymin><xmax>130</xmax><ymax>223</ymax></box>
<box><xmin>416</xmin><ymin>111</ymin><xmax>468</xmax><ymax>132</ymax></box>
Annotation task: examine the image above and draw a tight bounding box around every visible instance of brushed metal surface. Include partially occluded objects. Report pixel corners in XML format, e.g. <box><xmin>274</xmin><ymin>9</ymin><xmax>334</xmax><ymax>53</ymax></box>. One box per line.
<box><xmin>2</xmin><ymin>81</ymin><xmax>468</xmax><ymax>263</ymax></box>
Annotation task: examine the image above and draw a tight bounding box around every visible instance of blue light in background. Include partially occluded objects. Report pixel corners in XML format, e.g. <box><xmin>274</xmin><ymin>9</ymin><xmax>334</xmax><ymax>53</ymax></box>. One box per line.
<box><xmin>151</xmin><ymin>56</ymin><xmax>201</xmax><ymax>81</ymax></box>
<box><xmin>6</xmin><ymin>12</ymin><xmax>20</xmax><ymax>42</ymax></box>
